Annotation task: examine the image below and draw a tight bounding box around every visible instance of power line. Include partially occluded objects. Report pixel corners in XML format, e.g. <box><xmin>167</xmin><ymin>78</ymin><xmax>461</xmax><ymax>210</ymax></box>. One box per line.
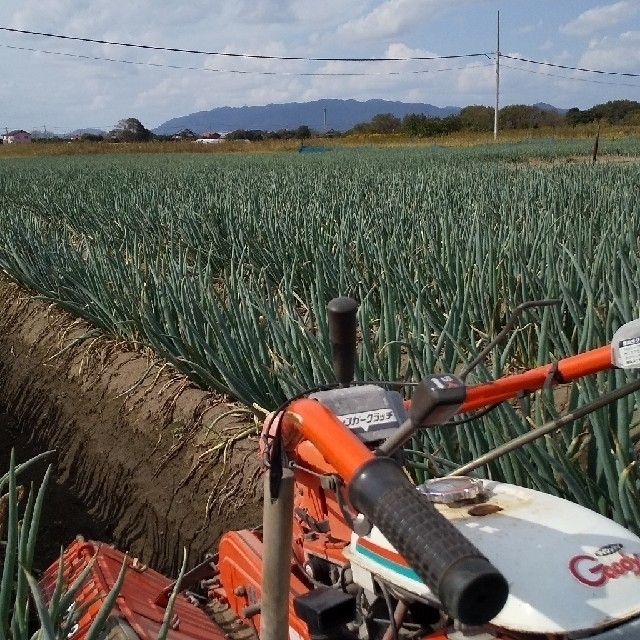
<box><xmin>0</xmin><ymin>26</ymin><xmax>490</xmax><ymax>63</ymax></box>
<box><xmin>2</xmin><ymin>24</ymin><xmax>638</xmax><ymax>88</ymax></box>
<box><xmin>502</xmin><ymin>54</ymin><xmax>640</xmax><ymax>78</ymax></box>
<box><xmin>502</xmin><ymin>62</ymin><xmax>640</xmax><ymax>89</ymax></box>
<box><xmin>5</xmin><ymin>40</ymin><xmax>636</xmax><ymax>89</ymax></box>
<box><xmin>0</xmin><ymin>43</ymin><xmax>494</xmax><ymax>76</ymax></box>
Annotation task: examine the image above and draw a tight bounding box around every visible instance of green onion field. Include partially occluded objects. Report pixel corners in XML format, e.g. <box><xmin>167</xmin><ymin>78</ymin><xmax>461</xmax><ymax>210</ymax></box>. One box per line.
<box><xmin>1</xmin><ymin>139</ymin><xmax>640</xmax><ymax>529</ymax></box>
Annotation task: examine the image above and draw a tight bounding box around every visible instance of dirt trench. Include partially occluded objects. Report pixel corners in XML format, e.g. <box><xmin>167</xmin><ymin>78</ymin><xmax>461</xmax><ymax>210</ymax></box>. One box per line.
<box><xmin>0</xmin><ymin>277</ymin><xmax>263</xmax><ymax>576</ymax></box>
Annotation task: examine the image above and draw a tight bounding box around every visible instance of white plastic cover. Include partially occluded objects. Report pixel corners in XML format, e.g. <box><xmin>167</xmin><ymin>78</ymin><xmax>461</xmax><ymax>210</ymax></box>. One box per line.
<box><xmin>345</xmin><ymin>480</ymin><xmax>640</xmax><ymax>635</ymax></box>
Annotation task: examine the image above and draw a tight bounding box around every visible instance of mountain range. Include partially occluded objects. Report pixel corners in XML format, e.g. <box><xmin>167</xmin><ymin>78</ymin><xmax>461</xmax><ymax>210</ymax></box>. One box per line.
<box><xmin>64</xmin><ymin>100</ymin><xmax>566</xmax><ymax>137</ymax></box>
<box><xmin>152</xmin><ymin>99</ymin><xmax>461</xmax><ymax>135</ymax></box>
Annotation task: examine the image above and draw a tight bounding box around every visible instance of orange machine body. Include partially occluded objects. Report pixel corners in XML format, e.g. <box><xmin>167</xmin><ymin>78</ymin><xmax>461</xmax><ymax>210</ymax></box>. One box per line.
<box><xmin>213</xmin><ymin>343</ymin><xmax>615</xmax><ymax>640</ymax></box>
<box><xmin>215</xmin><ymin>416</ymin><xmax>521</xmax><ymax>640</ymax></box>
<box><xmin>214</xmin><ymin>429</ymin><xmax>358</xmax><ymax>640</ymax></box>
<box><xmin>38</xmin><ymin>539</ymin><xmax>225</xmax><ymax>640</ymax></box>
<box><xmin>38</xmin><ymin>342</ymin><xmax>615</xmax><ymax>640</ymax></box>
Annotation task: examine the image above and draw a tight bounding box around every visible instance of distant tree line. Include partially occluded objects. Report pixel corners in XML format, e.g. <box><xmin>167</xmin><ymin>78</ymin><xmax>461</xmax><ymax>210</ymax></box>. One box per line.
<box><xmin>565</xmin><ymin>100</ymin><xmax>640</xmax><ymax>126</ymax></box>
<box><xmin>226</xmin><ymin>125</ymin><xmax>313</xmax><ymax>141</ymax></box>
<box><xmin>347</xmin><ymin>100</ymin><xmax>640</xmax><ymax>137</ymax></box>
<box><xmin>92</xmin><ymin>119</ymin><xmax>315</xmax><ymax>143</ymax></box>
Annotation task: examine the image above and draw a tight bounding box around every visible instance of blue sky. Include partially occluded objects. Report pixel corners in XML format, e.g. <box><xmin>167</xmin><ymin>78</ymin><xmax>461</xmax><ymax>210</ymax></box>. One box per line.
<box><xmin>1</xmin><ymin>0</ymin><xmax>639</xmax><ymax>133</ymax></box>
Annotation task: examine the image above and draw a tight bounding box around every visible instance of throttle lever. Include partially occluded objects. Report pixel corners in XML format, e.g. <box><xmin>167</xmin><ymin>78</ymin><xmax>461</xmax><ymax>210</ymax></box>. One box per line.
<box><xmin>377</xmin><ymin>374</ymin><xmax>466</xmax><ymax>456</ymax></box>
<box><xmin>410</xmin><ymin>374</ymin><xmax>466</xmax><ymax>427</ymax></box>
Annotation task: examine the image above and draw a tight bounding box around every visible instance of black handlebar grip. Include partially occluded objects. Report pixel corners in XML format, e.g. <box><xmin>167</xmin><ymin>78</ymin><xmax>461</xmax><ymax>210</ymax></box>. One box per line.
<box><xmin>327</xmin><ymin>297</ymin><xmax>358</xmax><ymax>386</ymax></box>
<box><xmin>349</xmin><ymin>457</ymin><xmax>508</xmax><ymax>626</ymax></box>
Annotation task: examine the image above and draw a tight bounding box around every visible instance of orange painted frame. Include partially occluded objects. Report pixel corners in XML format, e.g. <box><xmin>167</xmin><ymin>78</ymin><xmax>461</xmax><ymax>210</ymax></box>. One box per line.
<box><xmin>280</xmin><ymin>344</ymin><xmax>614</xmax><ymax>482</ymax></box>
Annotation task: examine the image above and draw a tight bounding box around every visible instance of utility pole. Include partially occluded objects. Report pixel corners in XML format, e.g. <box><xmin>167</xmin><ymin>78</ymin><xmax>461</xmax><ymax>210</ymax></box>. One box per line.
<box><xmin>494</xmin><ymin>10</ymin><xmax>500</xmax><ymax>140</ymax></box>
<box><xmin>323</xmin><ymin>107</ymin><xmax>327</xmax><ymax>131</ymax></box>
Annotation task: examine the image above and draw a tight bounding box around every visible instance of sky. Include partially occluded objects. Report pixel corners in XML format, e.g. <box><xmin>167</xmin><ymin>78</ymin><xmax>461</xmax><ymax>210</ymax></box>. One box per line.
<box><xmin>1</xmin><ymin>0</ymin><xmax>639</xmax><ymax>134</ymax></box>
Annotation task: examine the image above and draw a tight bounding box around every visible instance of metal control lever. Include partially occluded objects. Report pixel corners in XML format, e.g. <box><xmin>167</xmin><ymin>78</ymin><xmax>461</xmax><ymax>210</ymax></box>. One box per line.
<box><xmin>410</xmin><ymin>374</ymin><xmax>466</xmax><ymax>427</ymax></box>
<box><xmin>377</xmin><ymin>374</ymin><xmax>466</xmax><ymax>456</ymax></box>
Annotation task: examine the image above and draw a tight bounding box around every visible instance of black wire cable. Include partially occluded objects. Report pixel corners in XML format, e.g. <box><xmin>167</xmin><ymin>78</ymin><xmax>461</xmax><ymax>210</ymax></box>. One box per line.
<box><xmin>378</xmin><ymin>581</ymin><xmax>400</xmax><ymax>640</ymax></box>
<box><xmin>501</xmin><ymin>62</ymin><xmax>640</xmax><ymax>88</ymax></box>
<box><xmin>502</xmin><ymin>53</ymin><xmax>640</xmax><ymax>78</ymax></box>
<box><xmin>2</xmin><ymin>25</ymin><xmax>638</xmax><ymax>81</ymax></box>
<box><xmin>0</xmin><ymin>44</ymin><xmax>494</xmax><ymax>76</ymax></box>
<box><xmin>442</xmin><ymin>402</ymin><xmax>501</xmax><ymax>426</ymax></box>
<box><xmin>0</xmin><ymin>26</ymin><xmax>490</xmax><ymax>63</ymax></box>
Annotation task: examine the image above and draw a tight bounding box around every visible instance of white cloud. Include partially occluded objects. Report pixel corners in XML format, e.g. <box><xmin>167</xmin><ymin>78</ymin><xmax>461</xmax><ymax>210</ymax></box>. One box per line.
<box><xmin>455</xmin><ymin>60</ymin><xmax>495</xmax><ymax>95</ymax></box>
<box><xmin>87</xmin><ymin>94</ymin><xmax>110</xmax><ymax>112</ymax></box>
<box><xmin>295</xmin><ymin>1</ymin><xmax>367</xmax><ymax>26</ymax></box>
<box><xmin>578</xmin><ymin>30</ymin><xmax>640</xmax><ymax>69</ymax></box>
<box><xmin>560</xmin><ymin>1</ymin><xmax>637</xmax><ymax>37</ymax></box>
<box><xmin>516</xmin><ymin>22</ymin><xmax>542</xmax><ymax>35</ymax></box>
<box><xmin>231</xmin><ymin>0</ymin><xmax>297</xmax><ymax>25</ymax></box>
<box><xmin>337</xmin><ymin>0</ymin><xmax>470</xmax><ymax>42</ymax></box>
<box><xmin>134</xmin><ymin>76</ymin><xmax>190</xmax><ymax>111</ymax></box>
<box><xmin>516</xmin><ymin>24</ymin><xmax>535</xmax><ymax>35</ymax></box>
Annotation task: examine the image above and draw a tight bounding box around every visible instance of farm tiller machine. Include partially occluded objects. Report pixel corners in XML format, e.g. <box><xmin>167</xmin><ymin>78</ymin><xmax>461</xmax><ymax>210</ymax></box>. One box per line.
<box><xmin>40</xmin><ymin>298</ymin><xmax>640</xmax><ymax>639</ymax></box>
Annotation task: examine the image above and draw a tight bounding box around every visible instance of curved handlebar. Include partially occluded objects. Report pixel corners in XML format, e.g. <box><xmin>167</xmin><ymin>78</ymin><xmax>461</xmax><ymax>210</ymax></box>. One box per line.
<box><xmin>460</xmin><ymin>345</ymin><xmax>612</xmax><ymax>412</ymax></box>
<box><xmin>281</xmin><ymin>400</ymin><xmax>509</xmax><ymax>625</ymax></box>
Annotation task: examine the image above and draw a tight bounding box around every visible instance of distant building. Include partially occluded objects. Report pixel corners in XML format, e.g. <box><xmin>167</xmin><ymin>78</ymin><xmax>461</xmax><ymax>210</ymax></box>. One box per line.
<box><xmin>195</xmin><ymin>132</ymin><xmax>229</xmax><ymax>144</ymax></box>
<box><xmin>172</xmin><ymin>128</ymin><xmax>197</xmax><ymax>141</ymax></box>
<box><xmin>3</xmin><ymin>130</ymin><xmax>31</xmax><ymax>144</ymax></box>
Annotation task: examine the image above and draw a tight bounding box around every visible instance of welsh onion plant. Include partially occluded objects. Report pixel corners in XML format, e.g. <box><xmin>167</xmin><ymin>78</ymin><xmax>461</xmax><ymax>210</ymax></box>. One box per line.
<box><xmin>0</xmin><ymin>147</ymin><xmax>639</xmax><ymax>529</ymax></box>
<box><xmin>0</xmin><ymin>450</ymin><xmax>186</xmax><ymax>640</ymax></box>
<box><xmin>0</xmin><ymin>450</ymin><xmax>54</xmax><ymax>640</ymax></box>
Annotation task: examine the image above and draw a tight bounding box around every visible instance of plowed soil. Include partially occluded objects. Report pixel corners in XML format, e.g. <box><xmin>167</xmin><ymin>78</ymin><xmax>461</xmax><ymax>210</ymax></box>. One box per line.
<box><xmin>0</xmin><ymin>277</ymin><xmax>263</xmax><ymax>576</ymax></box>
